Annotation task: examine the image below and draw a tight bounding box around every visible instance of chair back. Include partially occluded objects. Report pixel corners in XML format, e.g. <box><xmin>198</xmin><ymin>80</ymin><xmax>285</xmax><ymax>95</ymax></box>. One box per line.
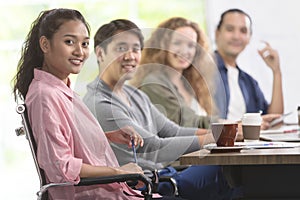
<box><xmin>15</xmin><ymin>104</ymin><xmax>153</xmax><ymax>200</ymax></box>
<box><xmin>15</xmin><ymin>104</ymin><xmax>48</xmax><ymax>199</ymax></box>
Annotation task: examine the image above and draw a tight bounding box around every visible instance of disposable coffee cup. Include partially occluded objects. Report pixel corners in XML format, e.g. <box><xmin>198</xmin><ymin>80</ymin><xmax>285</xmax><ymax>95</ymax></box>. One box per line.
<box><xmin>242</xmin><ymin>113</ymin><xmax>262</xmax><ymax>142</ymax></box>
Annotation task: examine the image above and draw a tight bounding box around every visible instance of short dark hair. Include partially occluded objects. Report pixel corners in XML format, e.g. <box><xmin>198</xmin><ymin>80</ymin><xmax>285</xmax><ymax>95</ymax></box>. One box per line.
<box><xmin>216</xmin><ymin>8</ymin><xmax>252</xmax><ymax>34</ymax></box>
<box><xmin>94</xmin><ymin>19</ymin><xmax>144</xmax><ymax>52</ymax></box>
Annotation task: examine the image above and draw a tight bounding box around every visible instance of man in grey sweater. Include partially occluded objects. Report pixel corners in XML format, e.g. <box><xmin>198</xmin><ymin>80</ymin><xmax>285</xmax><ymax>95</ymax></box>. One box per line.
<box><xmin>83</xmin><ymin>19</ymin><xmax>238</xmax><ymax>200</ymax></box>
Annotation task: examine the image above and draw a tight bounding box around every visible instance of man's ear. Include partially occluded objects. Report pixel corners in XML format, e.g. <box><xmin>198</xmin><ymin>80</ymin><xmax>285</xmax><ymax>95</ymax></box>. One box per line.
<box><xmin>39</xmin><ymin>36</ymin><xmax>49</xmax><ymax>53</ymax></box>
<box><xmin>95</xmin><ymin>46</ymin><xmax>104</xmax><ymax>62</ymax></box>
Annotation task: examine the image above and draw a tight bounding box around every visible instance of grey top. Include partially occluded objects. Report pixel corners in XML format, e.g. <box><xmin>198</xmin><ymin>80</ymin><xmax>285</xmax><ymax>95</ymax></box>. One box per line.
<box><xmin>83</xmin><ymin>77</ymin><xmax>200</xmax><ymax>170</ymax></box>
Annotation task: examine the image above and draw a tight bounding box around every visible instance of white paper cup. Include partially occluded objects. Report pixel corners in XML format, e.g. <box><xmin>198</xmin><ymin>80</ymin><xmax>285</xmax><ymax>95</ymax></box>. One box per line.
<box><xmin>242</xmin><ymin>113</ymin><xmax>262</xmax><ymax>142</ymax></box>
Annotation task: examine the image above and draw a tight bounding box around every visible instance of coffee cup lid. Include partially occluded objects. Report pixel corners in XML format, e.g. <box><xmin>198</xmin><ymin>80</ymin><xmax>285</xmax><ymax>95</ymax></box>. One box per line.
<box><xmin>211</xmin><ymin>121</ymin><xmax>238</xmax><ymax>125</ymax></box>
<box><xmin>242</xmin><ymin>113</ymin><xmax>262</xmax><ymax>125</ymax></box>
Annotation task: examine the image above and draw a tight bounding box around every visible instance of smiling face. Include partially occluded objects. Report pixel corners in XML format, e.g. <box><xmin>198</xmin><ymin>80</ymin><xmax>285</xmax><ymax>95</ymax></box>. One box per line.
<box><xmin>97</xmin><ymin>31</ymin><xmax>142</xmax><ymax>88</ymax></box>
<box><xmin>215</xmin><ymin>12</ymin><xmax>251</xmax><ymax>60</ymax></box>
<box><xmin>166</xmin><ymin>26</ymin><xmax>198</xmax><ymax>73</ymax></box>
<box><xmin>40</xmin><ymin>20</ymin><xmax>90</xmax><ymax>83</ymax></box>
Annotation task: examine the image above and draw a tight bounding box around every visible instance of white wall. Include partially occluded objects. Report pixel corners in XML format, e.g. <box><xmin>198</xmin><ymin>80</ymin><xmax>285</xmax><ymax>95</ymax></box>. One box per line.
<box><xmin>205</xmin><ymin>0</ymin><xmax>300</xmax><ymax>122</ymax></box>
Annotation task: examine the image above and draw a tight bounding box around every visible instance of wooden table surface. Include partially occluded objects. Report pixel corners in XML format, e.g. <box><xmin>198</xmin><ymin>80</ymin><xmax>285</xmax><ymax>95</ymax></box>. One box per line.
<box><xmin>180</xmin><ymin>146</ymin><xmax>300</xmax><ymax>165</ymax></box>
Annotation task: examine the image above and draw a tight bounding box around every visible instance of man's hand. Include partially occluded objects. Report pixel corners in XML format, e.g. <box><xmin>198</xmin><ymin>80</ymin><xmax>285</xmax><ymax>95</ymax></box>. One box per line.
<box><xmin>261</xmin><ymin>113</ymin><xmax>282</xmax><ymax>130</ymax></box>
<box><xmin>258</xmin><ymin>41</ymin><xmax>281</xmax><ymax>74</ymax></box>
<box><xmin>105</xmin><ymin>126</ymin><xmax>144</xmax><ymax>148</ymax></box>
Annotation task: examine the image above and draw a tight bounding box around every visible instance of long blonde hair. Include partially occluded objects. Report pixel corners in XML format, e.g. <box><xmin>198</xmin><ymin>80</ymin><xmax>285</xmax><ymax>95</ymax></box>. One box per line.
<box><xmin>130</xmin><ymin>17</ymin><xmax>217</xmax><ymax>115</ymax></box>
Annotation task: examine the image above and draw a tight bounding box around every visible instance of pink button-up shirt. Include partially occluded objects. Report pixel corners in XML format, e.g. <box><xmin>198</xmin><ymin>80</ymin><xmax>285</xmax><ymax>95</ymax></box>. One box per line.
<box><xmin>25</xmin><ymin>69</ymin><xmax>144</xmax><ymax>199</ymax></box>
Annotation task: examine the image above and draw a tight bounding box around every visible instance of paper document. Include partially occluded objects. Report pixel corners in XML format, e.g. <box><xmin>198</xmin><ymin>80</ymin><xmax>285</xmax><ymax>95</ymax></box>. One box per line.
<box><xmin>260</xmin><ymin>125</ymin><xmax>300</xmax><ymax>134</ymax></box>
<box><xmin>235</xmin><ymin>141</ymin><xmax>300</xmax><ymax>149</ymax></box>
<box><xmin>260</xmin><ymin>125</ymin><xmax>300</xmax><ymax>141</ymax></box>
<box><xmin>260</xmin><ymin>133</ymin><xmax>300</xmax><ymax>142</ymax></box>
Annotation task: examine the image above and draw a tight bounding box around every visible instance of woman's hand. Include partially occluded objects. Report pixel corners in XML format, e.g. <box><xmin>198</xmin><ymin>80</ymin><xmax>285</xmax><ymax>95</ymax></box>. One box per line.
<box><xmin>117</xmin><ymin>163</ymin><xmax>145</xmax><ymax>189</ymax></box>
<box><xmin>105</xmin><ymin>126</ymin><xmax>144</xmax><ymax>148</ymax></box>
<box><xmin>117</xmin><ymin>162</ymin><xmax>144</xmax><ymax>174</ymax></box>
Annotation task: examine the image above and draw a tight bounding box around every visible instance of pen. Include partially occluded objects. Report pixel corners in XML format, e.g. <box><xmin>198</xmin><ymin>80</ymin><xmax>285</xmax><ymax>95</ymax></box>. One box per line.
<box><xmin>131</xmin><ymin>138</ymin><xmax>138</xmax><ymax>164</ymax></box>
<box><xmin>244</xmin><ymin>142</ymin><xmax>274</xmax><ymax>147</ymax></box>
<box><xmin>283</xmin><ymin>129</ymin><xmax>300</xmax><ymax>134</ymax></box>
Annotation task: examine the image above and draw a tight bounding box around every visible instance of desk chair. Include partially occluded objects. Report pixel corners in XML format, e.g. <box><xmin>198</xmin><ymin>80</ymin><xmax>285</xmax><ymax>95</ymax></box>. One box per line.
<box><xmin>145</xmin><ymin>163</ymin><xmax>192</xmax><ymax>197</ymax></box>
<box><xmin>15</xmin><ymin>104</ymin><xmax>152</xmax><ymax>200</ymax></box>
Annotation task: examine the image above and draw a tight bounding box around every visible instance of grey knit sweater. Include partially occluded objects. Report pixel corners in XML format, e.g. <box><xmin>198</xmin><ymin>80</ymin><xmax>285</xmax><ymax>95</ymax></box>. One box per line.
<box><xmin>83</xmin><ymin>77</ymin><xmax>200</xmax><ymax>170</ymax></box>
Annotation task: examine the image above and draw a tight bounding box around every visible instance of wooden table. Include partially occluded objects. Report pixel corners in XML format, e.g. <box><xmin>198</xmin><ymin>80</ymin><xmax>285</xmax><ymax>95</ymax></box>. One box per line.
<box><xmin>180</xmin><ymin>147</ymin><xmax>300</xmax><ymax>165</ymax></box>
<box><xmin>180</xmin><ymin>146</ymin><xmax>300</xmax><ymax>199</ymax></box>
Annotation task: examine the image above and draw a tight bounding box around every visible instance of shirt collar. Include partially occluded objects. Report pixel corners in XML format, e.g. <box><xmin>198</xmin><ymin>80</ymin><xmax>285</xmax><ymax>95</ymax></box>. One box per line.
<box><xmin>214</xmin><ymin>51</ymin><xmax>242</xmax><ymax>72</ymax></box>
<box><xmin>214</xmin><ymin>51</ymin><xmax>227</xmax><ymax>71</ymax></box>
<box><xmin>33</xmin><ymin>68</ymin><xmax>74</xmax><ymax>99</ymax></box>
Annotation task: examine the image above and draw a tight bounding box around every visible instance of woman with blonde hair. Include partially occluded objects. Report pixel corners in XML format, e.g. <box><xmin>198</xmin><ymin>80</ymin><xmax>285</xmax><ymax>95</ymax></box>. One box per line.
<box><xmin>130</xmin><ymin>17</ymin><xmax>219</xmax><ymax>128</ymax></box>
